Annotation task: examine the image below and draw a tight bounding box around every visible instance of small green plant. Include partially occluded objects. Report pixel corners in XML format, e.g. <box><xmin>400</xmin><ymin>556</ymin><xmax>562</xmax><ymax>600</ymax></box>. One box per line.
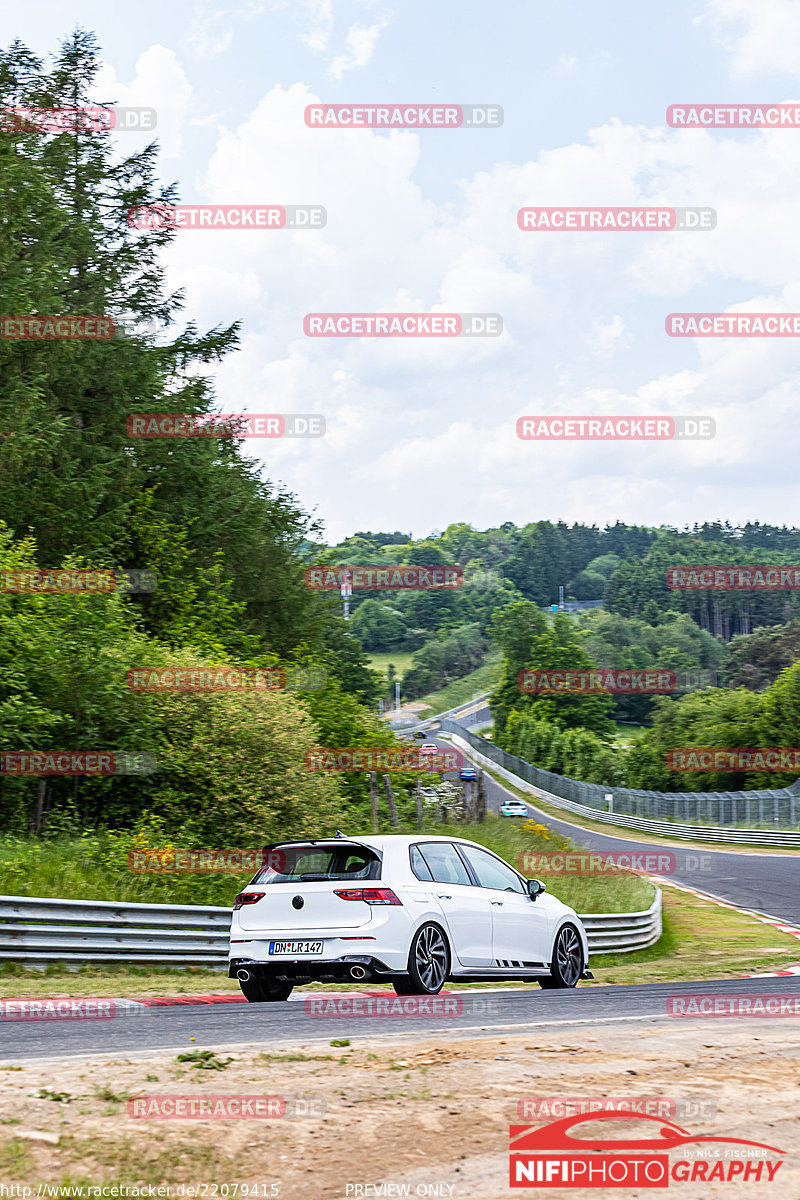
<box><xmin>92</xmin><ymin>1085</ymin><xmax>133</xmax><ymax>1103</ymax></box>
<box><xmin>330</xmin><ymin>1039</ymin><xmax>350</xmax><ymax>1047</ymax></box>
<box><xmin>176</xmin><ymin>1050</ymin><xmax>234</xmax><ymax>1071</ymax></box>
<box><xmin>34</xmin><ymin>1088</ymin><xmax>72</xmax><ymax>1103</ymax></box>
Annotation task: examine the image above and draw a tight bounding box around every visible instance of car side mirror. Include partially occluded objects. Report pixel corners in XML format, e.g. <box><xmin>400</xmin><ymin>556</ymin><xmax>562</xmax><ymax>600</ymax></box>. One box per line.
<box><xmin>527</xmin><ymin>878</ymin><xmax>546</xmax><ymax>901</ymax></box>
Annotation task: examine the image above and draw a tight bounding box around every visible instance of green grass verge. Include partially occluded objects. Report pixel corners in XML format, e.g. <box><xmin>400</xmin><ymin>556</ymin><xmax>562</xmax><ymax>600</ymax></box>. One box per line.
<box><xmin>0</xmin><ymin>817</ymin><xmax>651</xmax><ymax>913</ymax></box>
<box><xmin>414</xmin><ymin>652</ymin><xmax>502</xmax><ymax>717</ymax></box>
<box><xmin>589</xmin><ymin>883</ymin><xmax>800</xmax><ymax>985</ymax></box>
<box><xmin>611</xmin><ymin>721</ymin><xmax>647</xmax><ymax>748</ymax></box>
<box><xmin>366</xmin><ymin>651</ymin><xmax>416</xmax><ymax>680</ymax></box>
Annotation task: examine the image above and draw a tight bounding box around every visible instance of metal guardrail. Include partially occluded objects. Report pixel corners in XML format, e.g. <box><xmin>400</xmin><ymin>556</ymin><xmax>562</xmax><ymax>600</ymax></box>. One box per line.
<box><xmin>580</xmin><ymin>890</ymin><xmax>661</xmax><ymax>954</ymax></box>
<box><xmin>0</xmin><ymin>888</ymin><xmax>661</xmax><ymax>967</ymax></box>
<box><xmin>0</xmin><ymin>896</ymin><xmax>230</xmax><ymax>967</ymax></box>
<box><xmin>447</xmin><ymin>731</ymin><xmax>800</xmax><ymax>847</ymax></box>
<box><xmin>442</xmin><ymin>720</ymin><xmax>800</xmax><ymax>835</ymax></box>
<box><xmin>395</xmin><ymin>692</ymin><xmax>492</xmax><ymax>736</ymax></box>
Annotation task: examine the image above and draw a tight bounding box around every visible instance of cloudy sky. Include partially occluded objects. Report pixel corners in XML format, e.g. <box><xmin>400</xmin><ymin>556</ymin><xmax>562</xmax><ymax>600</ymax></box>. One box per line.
<box><xmin>11</xmin><ymin>0</ymin><xmax>800</xmax><ymax>540</ymax></box>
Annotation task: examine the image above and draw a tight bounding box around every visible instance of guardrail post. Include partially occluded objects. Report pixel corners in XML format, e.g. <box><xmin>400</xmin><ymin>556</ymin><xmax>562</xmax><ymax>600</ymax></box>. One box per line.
<box><xmin>369</xmin><ymin>771</ymin><xmax>379</xmax><ymax>833</ymax></box>
<box><xmin>381</xmin><ymin>775</ymin><xmax>399</xmax><ymax>828</ymax></box>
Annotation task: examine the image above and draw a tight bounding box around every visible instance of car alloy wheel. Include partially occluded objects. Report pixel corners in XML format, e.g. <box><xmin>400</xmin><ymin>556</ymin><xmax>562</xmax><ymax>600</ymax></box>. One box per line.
<box><xmin>539</xmin><ymin>924</ymin><xmax>583</xmax><ymax>989</ymax></box>
<box><xmin>394</xmin><ymin>923</ymin><xmax>450</xmax><ymax>995</ymax></box>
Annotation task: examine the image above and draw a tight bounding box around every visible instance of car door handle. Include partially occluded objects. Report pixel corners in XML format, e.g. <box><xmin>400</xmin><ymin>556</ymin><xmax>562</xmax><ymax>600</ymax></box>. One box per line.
<box><xmin>437</xmin><ymin>894</ymin><xmax>452</xmax><ymax>900</ymax></box>
<box><xmin>490</xmin><ymin>900</ymin><xmax>504</xmax><ymax>906</ymax></box>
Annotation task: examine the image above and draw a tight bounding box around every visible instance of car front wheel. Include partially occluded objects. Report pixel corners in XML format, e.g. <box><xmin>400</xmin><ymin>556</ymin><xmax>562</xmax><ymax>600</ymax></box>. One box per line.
<box><xmin>539</xmin><ymin>924</ymin><xmax>584</xmax><ymax>989</ymax></box>
<box><xmin>393</xmin><ymin>923</ymin><xmax>450</xmax><ymax>995</ymax></box>
<box><xmin>239</xmin><ymin>977</ymin><xmax>294</xmax><ymax>1002</ymax></box>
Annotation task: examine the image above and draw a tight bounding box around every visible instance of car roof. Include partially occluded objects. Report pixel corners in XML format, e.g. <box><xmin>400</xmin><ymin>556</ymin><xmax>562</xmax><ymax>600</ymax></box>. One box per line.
<box><xmin>340</xmin><ymin>834</ymin><xmax>497</xmax><ymax>852</ymax></box>
<box><xmin>267</xmin><ymin>834</ymin><xmax>512</xmax><ymax>854</ymax></box>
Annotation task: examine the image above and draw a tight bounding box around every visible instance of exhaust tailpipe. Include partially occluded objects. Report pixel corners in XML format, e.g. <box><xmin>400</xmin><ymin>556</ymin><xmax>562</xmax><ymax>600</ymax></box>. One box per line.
<box><xmin>237</xmin><ymin>969</ymin><xmax>252</xmax><ymax>982</ymax></box>
<box><xmin>349</xmin><ymin>964</ymin><xmax>368</xmax><ymax>980</ymax></box>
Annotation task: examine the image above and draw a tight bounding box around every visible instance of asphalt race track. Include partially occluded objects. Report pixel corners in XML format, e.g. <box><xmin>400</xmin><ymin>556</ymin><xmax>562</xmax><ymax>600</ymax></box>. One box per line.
<box><xmin>3</xmin><ymin>976</ymin><xmax>799</xmax><ymax>1060</ymax></box>
<box><xmin>1</xmin><ymin>710</ymin><xmax>797</xmax><ymax>1064</ymax></box>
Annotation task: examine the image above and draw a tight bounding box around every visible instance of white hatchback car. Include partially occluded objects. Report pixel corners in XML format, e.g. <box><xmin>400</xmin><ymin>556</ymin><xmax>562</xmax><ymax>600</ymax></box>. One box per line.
<box><xmin>228</xmin><ymin>834</ymin><xmax>590</xmax><ymax>1001</ymax></box>
<box><xmin>500</xmin><ymin>800</ymin><xmax>529</xmax><ymax>818</ymax></box>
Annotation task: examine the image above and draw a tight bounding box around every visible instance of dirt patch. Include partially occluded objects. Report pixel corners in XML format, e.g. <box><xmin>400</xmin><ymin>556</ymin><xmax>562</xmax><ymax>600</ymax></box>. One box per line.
<box><xmin>0</xmin><ymin>1020</ymin><xmax>797</xmax><ymax>1198</ymax></box>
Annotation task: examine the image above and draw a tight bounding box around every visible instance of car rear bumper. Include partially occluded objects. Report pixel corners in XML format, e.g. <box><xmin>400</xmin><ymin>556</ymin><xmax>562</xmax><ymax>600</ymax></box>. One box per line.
<box><xmin>229</xmin><ymin>954</ymin><xmax>397</xmax><ymax>984</ymax></box>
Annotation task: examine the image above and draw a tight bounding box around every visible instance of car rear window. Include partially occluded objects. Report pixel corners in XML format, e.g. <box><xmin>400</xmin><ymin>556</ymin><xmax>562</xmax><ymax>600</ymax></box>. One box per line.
<box><xmin>414</xmin><ymin>842</ymin><xmax>472</xmax><ymax>886</ymax></box>
<box><xmin>410</xmin><ymin>845</ymin><xmax>434</xmax><ymax>881</ymax></box>
<box><xmin>250</xmin><ymin>844</ymin><xmax>381</xmax><ymax>885</ymax></box>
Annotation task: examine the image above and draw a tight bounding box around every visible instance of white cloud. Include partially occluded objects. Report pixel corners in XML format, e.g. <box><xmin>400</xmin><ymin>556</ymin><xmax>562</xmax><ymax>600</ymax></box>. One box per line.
<box><xmin>96</xmin><ymin>46</ymin><xmax>192</xmax><ymax>159</ymax></box>
<box><xmin>585</xmin><ymin>315</ymin><xmax>630</xmax><ymax>358</ymax></box>
<box><xmin>328</xmin><ymin>19</ymin><xmax>388</xmax><ymax>81</ymax></box>
<box><xmin>151</xmin><ymin>82</ymin><xmax>800</xmax><ymax>538</ymax></box>
<box><xmin>298</xmin><ymin>0</ymin><xmax>335</xmax><ymax>52</ymax></box>
<box><xmin>706</xmin><ymin>0</ymin><xmax>800</xmax><ymax>77</ymax></box>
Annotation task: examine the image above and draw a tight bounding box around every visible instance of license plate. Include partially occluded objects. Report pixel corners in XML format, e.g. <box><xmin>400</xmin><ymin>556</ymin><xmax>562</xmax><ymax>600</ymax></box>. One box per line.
<box><xmin>268</xmin><ymin>940</ymin><xmax>323</xmax><ymax>955</ymax></box>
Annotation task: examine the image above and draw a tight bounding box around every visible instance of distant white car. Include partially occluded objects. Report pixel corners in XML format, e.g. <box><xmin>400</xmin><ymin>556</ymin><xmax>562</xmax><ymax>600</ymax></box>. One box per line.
<box><xmin>419</xmin><ymin>742</ymin><xmax>439</xmax><ymax>753</ymax></box>
<box><xmin>228</xmin><ymin>834</ymin><xmax>590</xmax><ymax>1001</ymax></box>
<box><xmin>500</xmin><ymin>800</ymin><xmax>529</xmax><ymax>818</ymax></box>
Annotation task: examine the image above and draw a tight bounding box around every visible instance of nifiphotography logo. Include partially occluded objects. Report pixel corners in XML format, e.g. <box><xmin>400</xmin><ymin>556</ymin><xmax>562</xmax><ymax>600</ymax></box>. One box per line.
<box><xmin>508</xmin><ymin>1110</ymin><xmax>785</xmax><ymax>1187</ymax></box>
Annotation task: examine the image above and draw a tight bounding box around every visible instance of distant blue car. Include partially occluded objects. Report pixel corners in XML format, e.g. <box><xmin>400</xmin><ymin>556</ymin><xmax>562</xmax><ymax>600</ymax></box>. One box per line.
<box><xmin>459</xmin><ymin>768</ymin><xmax>478</xmax><ymax>782</ymax></box>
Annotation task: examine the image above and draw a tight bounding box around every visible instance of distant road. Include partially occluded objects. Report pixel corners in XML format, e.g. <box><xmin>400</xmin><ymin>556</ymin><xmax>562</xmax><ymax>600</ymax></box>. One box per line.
<box><xmin>430</xmin><ymin>726</ymin><xmax>800</xmax><ymax>927</ymax></box>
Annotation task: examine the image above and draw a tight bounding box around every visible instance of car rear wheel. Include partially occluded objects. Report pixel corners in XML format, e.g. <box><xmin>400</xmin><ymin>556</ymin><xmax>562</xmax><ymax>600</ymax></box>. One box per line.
<box><xmin>393</xmin><ymin>923</ymin><xmax>450</xmax><ymax>995</ymax></box>
<box><xmin>239</xmin><ymin>977</ymin><xmax>294</xmax><ymax>1002</ymax></box>
<box><xmin>539</xmin><ymin>924</ymin><xmax>583</xmax><ymax>989</ymax></box>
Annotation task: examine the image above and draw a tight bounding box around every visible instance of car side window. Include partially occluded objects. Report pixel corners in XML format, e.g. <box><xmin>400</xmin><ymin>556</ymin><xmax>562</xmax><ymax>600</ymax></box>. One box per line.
<box><xmin>410</xmin><ymin>845</ymin><xmax>434</xmax><ymax>881</ymax></box>
<box><xmin>416</xmin><ymin>842</ymin><xmax>472</xmax><ymax>886</ymax></box>
<box><xmin>459</xmin><ymin>845</ymin><xmax>526</xmax><ymax>893</ymax></box>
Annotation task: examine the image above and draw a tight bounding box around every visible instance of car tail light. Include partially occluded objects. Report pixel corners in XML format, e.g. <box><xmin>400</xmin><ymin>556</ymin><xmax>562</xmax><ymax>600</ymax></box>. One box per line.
<box><xmin>233</xmin><ymin>891</ymin><xmax>265</xmax><ymax>910</ymax></box>
<box><xmin>333</xmin><ymin>887</ymin><xmax>403</xmax><ymax>906</ymax></box>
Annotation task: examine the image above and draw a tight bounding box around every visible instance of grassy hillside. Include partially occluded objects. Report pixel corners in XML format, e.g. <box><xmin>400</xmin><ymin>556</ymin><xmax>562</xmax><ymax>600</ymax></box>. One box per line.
<box><xmin>416</xmin><ymin>652</ymin><xmax>502</xmax><ymax>716</ymax></box>
<box><xmin>0</xmin><ymin>816</ymin><xmax>652</xmax><ymax>915</ymax></box>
